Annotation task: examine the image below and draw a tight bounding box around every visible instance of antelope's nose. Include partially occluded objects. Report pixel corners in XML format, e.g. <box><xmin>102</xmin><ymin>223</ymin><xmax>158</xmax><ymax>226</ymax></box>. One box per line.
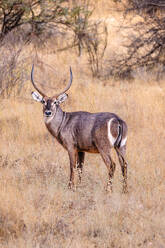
<box><xmin>45</xmin><ymin>111</ymin><xmax>52</xmax><ymax>116</ymax></box>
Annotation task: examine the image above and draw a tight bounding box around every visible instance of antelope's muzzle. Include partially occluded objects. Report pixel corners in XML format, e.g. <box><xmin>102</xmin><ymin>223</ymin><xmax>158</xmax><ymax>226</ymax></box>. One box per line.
<box><xmin>45</xmin><ymin>110</ymin><xmax>52</xmax><ymax>117</ymax></box>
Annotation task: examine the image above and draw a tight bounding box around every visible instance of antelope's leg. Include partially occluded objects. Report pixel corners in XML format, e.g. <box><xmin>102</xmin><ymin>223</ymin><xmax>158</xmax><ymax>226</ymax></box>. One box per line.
<box><xmin>77</xmin><ymin>152</ymin><xmax>85</xmax><ymax>183</ymax></box>
<box><xmin>68</xmin><ymin>148</ymin><xmax>77</xmax><ymax>189</ymax></box>
<box><xmin>115</xmin><ymin>145</ymin><xmax>128</xmax><ymax>193</ymax></box>
<box><xmin>99</xmin><ymin>149</ymin><xmax>116</xmax><ymax>192</ymax></box>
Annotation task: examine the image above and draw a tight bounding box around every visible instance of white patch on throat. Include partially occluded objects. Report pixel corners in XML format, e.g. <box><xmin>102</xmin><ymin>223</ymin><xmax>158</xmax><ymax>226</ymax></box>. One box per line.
<box><xmin>107</xmin><ymin>118</ymin><xmax>117</xmax><ymax>146</ymax></box>
<box><xmin>44</xmin><ymin>115</ymin><xmax>54</xmax><ymax>124</ymax></box>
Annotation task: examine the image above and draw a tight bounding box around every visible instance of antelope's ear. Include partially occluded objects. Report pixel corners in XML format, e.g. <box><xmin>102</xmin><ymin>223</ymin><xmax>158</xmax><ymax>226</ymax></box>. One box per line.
<box><xmin>56</xmin><ymin>93</ymin><xmax>68</xmax><ymax>104</ymax></box>
<box><xmin>31</xmin><ymin>91</ymin><xmax>43</xmax><ymax>103</ymax></box>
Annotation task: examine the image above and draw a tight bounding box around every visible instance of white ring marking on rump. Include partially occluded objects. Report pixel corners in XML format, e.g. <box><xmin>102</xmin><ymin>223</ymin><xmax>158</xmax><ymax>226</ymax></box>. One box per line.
<box><xmin>107</xmin><ymin>118</ymin><xmax>117</xmax><ymax>146</ymax></box>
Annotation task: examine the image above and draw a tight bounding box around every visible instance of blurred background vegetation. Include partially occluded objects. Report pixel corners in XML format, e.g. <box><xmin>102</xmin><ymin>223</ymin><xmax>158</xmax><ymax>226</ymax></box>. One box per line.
<box><xmin>0</xmin><ymin>0</ymin><xmax>165</xmax><ymax>97</ymax></box>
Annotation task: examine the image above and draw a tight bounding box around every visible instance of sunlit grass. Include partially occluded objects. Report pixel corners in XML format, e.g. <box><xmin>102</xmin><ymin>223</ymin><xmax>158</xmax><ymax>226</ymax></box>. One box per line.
<box><xmin>0</xmin><ymin>75</ymin><xmax>165</xmax><ymax>247</ymax></box>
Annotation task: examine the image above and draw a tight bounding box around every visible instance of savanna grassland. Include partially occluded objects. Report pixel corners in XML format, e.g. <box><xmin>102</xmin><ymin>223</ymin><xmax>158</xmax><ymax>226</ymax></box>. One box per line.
<box><xmin>0</xmin><ymin>1</ymin><xmax>165</xmax><ymax>247</ymax></box>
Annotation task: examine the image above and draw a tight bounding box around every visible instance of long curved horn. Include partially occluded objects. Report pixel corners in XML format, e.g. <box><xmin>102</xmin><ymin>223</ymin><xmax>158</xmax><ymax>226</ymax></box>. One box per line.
<box><xmin>31</xmin><ymin>64</ymin><xmax>47</xmax><ymax>97</ymax></box>
<box><xmin>53</xmin><ymin>67</ymin><xmax>73</xmax><ymax>98</ymax></box>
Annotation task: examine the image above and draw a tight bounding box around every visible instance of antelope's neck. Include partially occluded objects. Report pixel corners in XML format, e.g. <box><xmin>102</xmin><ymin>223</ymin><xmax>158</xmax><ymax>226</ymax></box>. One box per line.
<box><xmin>44</xmin><ymin>106</ymin><xmax>66</xmax><ymax>138</ymax></box>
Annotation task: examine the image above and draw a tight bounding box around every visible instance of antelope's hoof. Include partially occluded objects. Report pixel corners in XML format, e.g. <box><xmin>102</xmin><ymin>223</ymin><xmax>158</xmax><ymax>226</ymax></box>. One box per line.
<box><xmin>122</xmin><ymin>187</ymin><xmax>128</xmax><ymax>194</ymax></box>
<box><xmin>77</xmin><ymin>177</ymin><xmax>82</xmax><ymax>185</ymax></box>
<box><xmin>68</xmin><ymin>181</ymin><xmax>76</xmax><ymax>191</ymax></box>
<box><xmin>105</xmin><ymin>182</ymin><xmax>113</xmax><ymax>193</ymax></box>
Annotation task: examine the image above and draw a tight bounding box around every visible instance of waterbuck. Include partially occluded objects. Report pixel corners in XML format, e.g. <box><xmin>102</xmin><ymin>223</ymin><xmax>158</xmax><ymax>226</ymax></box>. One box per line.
<box><xmin>31</xmin><ymin>65</ymin><xmax>128</xmax><ymax>192</ymax></box>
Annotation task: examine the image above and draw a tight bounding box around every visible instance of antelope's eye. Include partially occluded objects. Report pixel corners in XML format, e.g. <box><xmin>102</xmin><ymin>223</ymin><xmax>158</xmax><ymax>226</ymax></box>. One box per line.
<box><xmin>42</xmin><ymin>99</ymin><xmax>46</xmax><ymax>104</ymax></box>
<box><xmin>54</xmin><ymin>101</ymin><xmax>57</xmax><ymax>105</ymax></box>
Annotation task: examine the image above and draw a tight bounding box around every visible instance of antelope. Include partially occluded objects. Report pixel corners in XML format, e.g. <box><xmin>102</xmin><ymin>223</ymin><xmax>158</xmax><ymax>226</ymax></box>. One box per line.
<box><xmin>31</xmin><ymin>65</ymin><xmax>128</xmax><ymax>193</ymax></box>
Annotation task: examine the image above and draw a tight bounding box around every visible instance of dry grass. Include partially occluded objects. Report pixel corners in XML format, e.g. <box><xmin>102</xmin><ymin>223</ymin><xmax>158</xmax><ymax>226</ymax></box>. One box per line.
<box><xmin>0</xmin><ymin>77</ymin><xmax>165</xmax><ymax>247</ymax></box>
<box><xmin>0</xmin><ymin>1</ymin><xmax>165</xmax><ymax>247</ymax></box>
